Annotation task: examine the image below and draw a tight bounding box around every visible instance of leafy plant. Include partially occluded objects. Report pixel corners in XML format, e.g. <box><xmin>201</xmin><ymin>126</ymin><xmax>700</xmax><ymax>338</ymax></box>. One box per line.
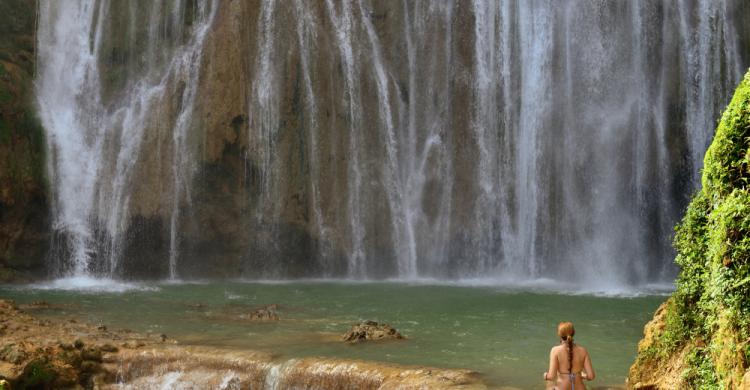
<box><xmin>643</xmin><ymin>70</ymin><xmax>750</xmax><ymax>386</ymax></box>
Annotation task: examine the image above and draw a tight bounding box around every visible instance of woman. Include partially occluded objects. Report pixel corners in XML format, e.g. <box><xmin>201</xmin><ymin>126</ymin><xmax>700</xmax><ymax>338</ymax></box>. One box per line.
<box><xmin>543</xmin><ymin>322</ymin><xmax>595</xmax><ymax>390</ymax></box>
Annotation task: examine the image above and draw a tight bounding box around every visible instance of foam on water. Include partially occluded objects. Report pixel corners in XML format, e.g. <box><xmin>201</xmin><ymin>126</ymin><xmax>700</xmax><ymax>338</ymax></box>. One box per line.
<box><xmin>15</xmin><ymin>274</ymin><xmax>671</xmax><ymax>297</ymax></box>
<box><xmin>390</xmin><ymin>277</ymin><xmax>673</xmax><ymax>298</ymax></box>
<box><xmin>25</xmin><ymin>276</ymin><xmax>158</xmax><ymax>293</ymax></box>
<box><xmin>220</xmin><ymin>276</ymin><xmax>672</xmax><ymax>298</ymax></box>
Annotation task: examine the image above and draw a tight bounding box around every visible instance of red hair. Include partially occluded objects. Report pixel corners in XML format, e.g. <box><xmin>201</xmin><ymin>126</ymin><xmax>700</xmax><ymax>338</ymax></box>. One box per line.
<box><xmin>558</xmin><ymin>322</ymin><xmax>575</xmax><ymax>371</ymax></box>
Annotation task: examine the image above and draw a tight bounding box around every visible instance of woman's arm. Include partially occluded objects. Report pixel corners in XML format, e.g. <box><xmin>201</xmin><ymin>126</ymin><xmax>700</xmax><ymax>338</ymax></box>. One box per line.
<box><xmin>582</xmin><ymin>349</ymin><xmax>595</xmax><ymax>381</ymax></box>
<box><xmin>544</xmin><ymin>348</ymin><xmax>558</xmax><ymax>381</ymax></box>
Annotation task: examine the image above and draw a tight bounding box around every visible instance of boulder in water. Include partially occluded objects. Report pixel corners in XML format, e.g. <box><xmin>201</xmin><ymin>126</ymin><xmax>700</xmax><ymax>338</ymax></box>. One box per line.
<box><xmin>342</xmin><ymin>321</ymin><xmax>404</xmax><ymax>343</ymax></box>
<box><xmin>245</xmin><ymin>305</ymin><xmax>279</xmax><ymax>322</ymax></box>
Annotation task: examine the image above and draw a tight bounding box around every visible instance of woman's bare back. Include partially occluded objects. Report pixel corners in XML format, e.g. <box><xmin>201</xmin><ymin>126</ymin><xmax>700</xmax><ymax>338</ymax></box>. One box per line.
<box><xmin>546</xmin><ymin>344</ymin><xmax>595</xmax><ymax>390</ymax></box>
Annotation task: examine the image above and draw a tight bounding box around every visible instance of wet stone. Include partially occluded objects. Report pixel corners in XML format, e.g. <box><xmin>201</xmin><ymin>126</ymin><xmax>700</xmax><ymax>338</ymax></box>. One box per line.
<box><xmin>80</xmin><ymin>360</ymin><xmax>100</xmax><ymax>373</ymax></box>
<box><xmin>0</xmin><ymin>344</ymin><xmax>28</xmax><ymax>364</ymax></box>
<box><xmin>81</xmin><ymin>347</ymin><xmax>102</xmax><ymax>362</ymax></box>
<box><xmin>99</xmin><ymin>343</ymin><xmax>118</xmax><ymax>353</ymax></box>
<box><xmin>246</xmin><ymin>305</ymin><xmax>280</xmax><ymax>321</ymax></box>
<box><xmin>58</xmin><ymin>342</ymin><xmax>74</xmax><ymax>351</ymax></box>
<box><xmin>342</xmin><ymin>321</ymin><xmax>404</xmax><ymax>343</ymax></box>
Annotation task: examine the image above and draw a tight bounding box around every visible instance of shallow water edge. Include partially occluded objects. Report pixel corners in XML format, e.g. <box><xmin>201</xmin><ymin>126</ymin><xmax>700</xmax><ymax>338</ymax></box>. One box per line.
<box><xmin>0</xmin><ymin>281</ymin><xmax>664</xmax><ymax>388</ymax></box>
<box><xmin>0</xmin><ymin>298</ymin><xmax>485</xmax><ymax>389</ymax></box>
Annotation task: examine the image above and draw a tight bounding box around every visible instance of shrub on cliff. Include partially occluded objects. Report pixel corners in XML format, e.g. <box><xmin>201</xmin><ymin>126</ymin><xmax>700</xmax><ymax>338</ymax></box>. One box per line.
<box><xmin>631</xmin><ymin>71</ymin><xmax>750</xmax><ymax>389</ymax></box>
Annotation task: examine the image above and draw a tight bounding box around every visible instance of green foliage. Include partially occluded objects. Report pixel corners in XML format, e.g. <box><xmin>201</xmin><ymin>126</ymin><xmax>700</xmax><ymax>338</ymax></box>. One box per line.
<box><xmin>0</xmin><ymin>118</ymin><xmax>9</xmax><ymax>144</ymax></box>
<box><xmin>674</xmin><ymin>191</ymin><xmax>711</xmax><ymax>303</ymax></box>
<box><xmin>682</xmin><ymin>347</ymin><xmax>720</xmax><ymax>389</ymax></box>
<box><xmin>656</xmin><ymin>298</ymin><xmax>698</xmax><ymax>356</ymax></box>
<box><xmin>644</xmin><ymin>70</ymin><xmax>750</xmax><ymax>386</ymax></box>
<box><xmin>19</xmin><ymin>111</ymin><xmax>47</xmax><ymax>184</ymax></box>
<box><xmin>19</xmin><ymin>359</ymin><xmax>56</xmax><ymax>387</ymax></box>
<box><xmin>0</xmin><ymin>84</ymin><xmax>11</xmax><ymax>104</ymax></box>
<box><xmin>184</xmin><ymin>0</ymin><xmax>199</xmax><ymax>28</ymax></box>
<box><xmin>702</xmin><ymin>71</ymin><xmax>750</xmax><ymax>199</ymax></box>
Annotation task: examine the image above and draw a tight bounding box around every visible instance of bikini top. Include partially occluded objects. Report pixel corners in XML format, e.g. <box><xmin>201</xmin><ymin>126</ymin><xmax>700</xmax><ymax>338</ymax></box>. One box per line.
<box><xmin>558</xmin><ymin>371</ymin><xmax>577</xmax><ymax>390</ymax></box>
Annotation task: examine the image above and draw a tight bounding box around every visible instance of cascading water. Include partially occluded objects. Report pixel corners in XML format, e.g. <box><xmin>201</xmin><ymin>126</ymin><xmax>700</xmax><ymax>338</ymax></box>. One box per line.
<box><xmin>36</xmin><ymin>0</ymin><xmax>218</xmax><ymax>278</ymax></box>
<box><xmin>35</xmin><ymin>0</ymin><xmax>750</xmax><ymax>288</ymax></box>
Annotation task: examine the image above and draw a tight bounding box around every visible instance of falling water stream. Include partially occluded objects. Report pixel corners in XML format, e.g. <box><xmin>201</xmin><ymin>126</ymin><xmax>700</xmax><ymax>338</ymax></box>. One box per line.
<box><xmin>35</xmin><ymin>1</ymin><xmax>750</xmax><ymax>289</ymax></box>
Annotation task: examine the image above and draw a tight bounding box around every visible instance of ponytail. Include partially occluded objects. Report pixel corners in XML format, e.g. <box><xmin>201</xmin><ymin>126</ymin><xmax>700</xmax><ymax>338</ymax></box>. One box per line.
<box><xmin>557</xmin><ymin>322</ymin><xmax>576</xmax><ymax>372</ymax></box>
<box><xmin>566</xmin><ymin>335</ymin><xmax>574</xmax><ymax>371</ymax></box>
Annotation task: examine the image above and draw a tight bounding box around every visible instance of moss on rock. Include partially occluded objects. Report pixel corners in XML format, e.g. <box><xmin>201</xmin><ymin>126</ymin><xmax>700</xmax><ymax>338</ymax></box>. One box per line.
<box><xmin>0</xmin><ymin>0</ymin><xmax>50</xmax><ymax>281</ymax></box>
<box><xmin>629</xmin><ymin>71</ymin><xmax>750</xmax><ymax>389</ymax></box>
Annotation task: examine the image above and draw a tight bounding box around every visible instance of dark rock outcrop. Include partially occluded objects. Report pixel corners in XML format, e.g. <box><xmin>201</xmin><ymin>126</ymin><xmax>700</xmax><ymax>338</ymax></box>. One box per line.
<box><xmin>0</xmin><ymin>0</ymin><xmax>49</xmax><ymax>282</ymax></box>
<box><xmin>342</xmin><ymin>321</ymin><xmax>404</xmax><ymax>343</ymax></box>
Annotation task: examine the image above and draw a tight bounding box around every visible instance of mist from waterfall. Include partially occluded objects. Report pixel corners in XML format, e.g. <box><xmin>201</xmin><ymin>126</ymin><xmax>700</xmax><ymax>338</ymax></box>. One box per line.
<box><xmin>35</xmin><ymin>0</ymin><xmax>750</xmax><ymax>289</ymax></box>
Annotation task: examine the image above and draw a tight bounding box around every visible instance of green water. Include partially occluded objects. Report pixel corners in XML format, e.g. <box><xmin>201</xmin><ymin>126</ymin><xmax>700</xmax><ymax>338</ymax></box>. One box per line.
<box><xmin>0</xmin><ymin>281</ymin><xmax>664</xmax><ymax>388</ymax></box>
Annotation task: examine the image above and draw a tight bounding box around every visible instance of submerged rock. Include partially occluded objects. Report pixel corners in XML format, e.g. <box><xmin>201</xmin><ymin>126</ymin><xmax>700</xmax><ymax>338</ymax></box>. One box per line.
<box><xmin>0</xmin><ymin>344</ymin><xmax>27</xmax><ymax>364</ymax></box>
<box><xmin>245</xmin><ymin>304</ymin><xmax>280</xmax><ymax>322</ymax></box>
<box><xmin>342</xmin><ymin>321</ymin><xmax>404</xmax><ymax>343</ymax></box>
<box><xmin>81</xmin><ymin>347</ymin><xmax>102</xmax><ymax>363</ymax></box>
<box><xmin>21</xmin><ymin>301</ymin><xmax>51</xmax><ymax>309</ymax></box>
<box><xmin>0</xmin><ymin>299</ymin><xmax>156</xmax><ymax>388</ymax></box>
<box><xmin>0</xmin><ymin>299</ymin><xmax>483</xmax><ymax>388</ymax></box>
<box><xmin>115</xmin><ymin>348</ymin><xmax>484</xmax><ymax>389</ymax></box>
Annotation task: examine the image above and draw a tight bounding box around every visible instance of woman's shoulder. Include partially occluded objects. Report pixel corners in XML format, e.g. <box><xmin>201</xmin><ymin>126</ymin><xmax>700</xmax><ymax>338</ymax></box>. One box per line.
<box><xmin>574</xmin><ymin>344</ymin><xmax>588</xmax><ymax>355</ymax></box>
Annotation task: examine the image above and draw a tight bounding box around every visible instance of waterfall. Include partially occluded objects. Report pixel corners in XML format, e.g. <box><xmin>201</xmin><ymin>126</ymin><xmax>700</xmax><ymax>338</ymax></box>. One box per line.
<box><xmin>37</xmin><ymin>0</ymin><xmax>218</xmax><ymax>278</ymax></box>
<box><xmin>36</xmin><ymin>0</ymin><xmax>749</xmax><ymax>287</ymax></box>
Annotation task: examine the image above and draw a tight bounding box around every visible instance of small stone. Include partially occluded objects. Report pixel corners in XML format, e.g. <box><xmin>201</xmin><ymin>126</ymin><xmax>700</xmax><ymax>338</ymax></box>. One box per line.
<box><xmin>740</xmin><ymin>370</ymin><xmax>750</xmax><ymax>390</ymax></box>
<box><xmin>99</xmin><ymin>343</ymin><xmax>118</xmax><ymax>353</ymax></box>
<box><xmin>80</xmin><ymin>360</ymin><xmax>100</xmax><ymax>373</ymax></box>
<box><xmin>4</xmin><ymin>346</ymin><xmax>28</xmax><ymax>364</ymax></box>
<box><xmin>81</xmin><ymin>347</ymin><xmax>102</xmax><ymax>362</ymax></box>
<box><xmin>159</xmin><ymin>334</ymin><xmax>167</xmax><ymax>342</ymax></box>
<box><xmin>73</xmin><ymin>339</ymin><xmax>84</xmax><ymax>349</ymax></box>
<box><xmin>59</xmin><ymin>350</ymin><xmax>82</xmax><ymax>368</ymax></box>
<box><xmin>58</xmin><ymin>342</ymin><xmax>74</xmax><ymax>351</ymax></box>
<box><xmin>97</xmin><ymin>324</ymin><xmax>107</xmax><ymax>332</ymax></box>
<box><xmin>246</xmin><ymin>305</ymin><xmax>280</xmax><ymax>321</ymax></box>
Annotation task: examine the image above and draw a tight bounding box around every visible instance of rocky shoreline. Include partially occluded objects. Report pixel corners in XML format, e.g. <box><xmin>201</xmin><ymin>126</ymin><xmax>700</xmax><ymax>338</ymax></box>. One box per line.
<box><xmin>0</xmin><ymin>299</ymin><xmax>487</xmax><ymax>389</ymax></box>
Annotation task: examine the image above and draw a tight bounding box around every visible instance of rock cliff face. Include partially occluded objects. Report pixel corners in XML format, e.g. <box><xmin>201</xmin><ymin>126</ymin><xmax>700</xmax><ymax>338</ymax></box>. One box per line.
<box><xmin>30</xmin><ymin>0</ymin><xmax>750</xmax><ymax>283</ymax></box>
<box><xmin>629</xmin><ymin>71</ymin><xmax>750</xmax><ymax>389</ymax></box>
<box><xmin>0</xmin><ymin>0</ymin><xmax>49</xmax><ymax>282</ymax></box>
